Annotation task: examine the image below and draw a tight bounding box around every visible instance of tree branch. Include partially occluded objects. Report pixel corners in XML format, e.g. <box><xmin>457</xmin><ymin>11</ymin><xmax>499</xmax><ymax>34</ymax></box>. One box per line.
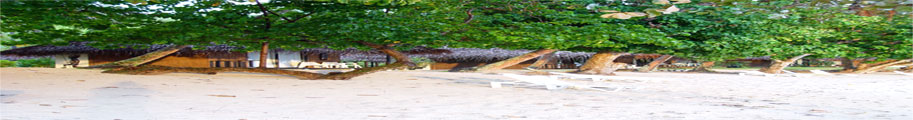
<box><xmin>463</xmin><ymin>8</ymin><xmax>475</xmax><ymax>24</ymax></box>
<box><xmin>283</xmin><ymin>12</ymin><xmax>316</xmax><ymax>24</ymax></box>
<box><xmin>255</xmin><ymin>0</ymin><xmax>292</xmax><ymax>22</ymax></box>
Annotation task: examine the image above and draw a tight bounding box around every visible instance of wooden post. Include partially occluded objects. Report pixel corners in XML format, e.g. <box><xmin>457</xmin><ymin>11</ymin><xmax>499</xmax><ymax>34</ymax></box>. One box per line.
<box><xmin>386</xmin><ymin>55</ymin><xmax>392</xmax><ymax>64</ymax></box>
<box><xmin>259</xmin><ymin>42</ymin><xmax>269</xmax><ymax>69</ymax></box>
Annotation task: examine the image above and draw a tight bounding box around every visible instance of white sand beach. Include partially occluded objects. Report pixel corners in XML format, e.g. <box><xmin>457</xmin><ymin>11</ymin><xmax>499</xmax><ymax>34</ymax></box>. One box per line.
<box><xmin>1</xmin><ymin>68</ymin><xmax>911</xmax><ymax>119</ymax></box>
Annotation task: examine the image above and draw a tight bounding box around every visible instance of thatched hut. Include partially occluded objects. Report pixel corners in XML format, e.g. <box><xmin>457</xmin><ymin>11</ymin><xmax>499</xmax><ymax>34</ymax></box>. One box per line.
<box><xmin>729</xmin><ymin>56</ymin><xmax>857</xmax><ymax>67</ymax></box>
<box><xmin>2</xmin><ymin>43</ymin><xmax>675</xmax><ymax>70</ymax></box>
<box><xmin>726</xmin><ymin>56</ymin><xmax>773</xmax><ymax>67</ymax></box>
<box><xmin>0</xmin><ymin>43</ymin><xmax>449</xmax><ymax>69</ymax></box>
<box><xmin>342</xmin><ymin>47</ymin><xmax>673</xmax><ymax>70</ymax></box>
<box><xmin>1</xmin><ymin>43</ymin><xmax>250</xmax><ymax>68</ymax></box>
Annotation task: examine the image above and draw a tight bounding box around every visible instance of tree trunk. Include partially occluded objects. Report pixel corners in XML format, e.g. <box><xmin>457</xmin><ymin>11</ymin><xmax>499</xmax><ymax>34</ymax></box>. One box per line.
<box><xmin>841</xmin><ymin>57</ymin><xmax>860</xmax><ymax>72</ymax></box>
<box><xmin>473</xmin><ymin>49</ymin><xmax>558</xmax><ymax>72</ymax></box>
<box><xmin>854</xmin><ymin>59</ymin><xmax>913</xmax><ymax>73</ymax></box>
<box><xmin>90</xmin><ymin>45</ymin><xmax>190</xmax><ymax>68</ymax></box>
<box><xmin>760</xmin><ymin>54</ymin><xmax>811</xmax><ymax>74</ymax></box>
<box><xmin>317</xmin><ymin>43</ymin><xmax>415</xmax><ymax>80</ymax></box>
<box><xmin>692</xmin><ymin>61</ymin><xmax>716</xmax><ymax>72</ymax></box>
<box><xmin>573</xmin><ymin>51</ymin><xmax>627</xmax><ymax>75</ymax></box>
<box><xmin>377</xmin><ymin>47</ymin><xmax>413</xmax><ymax>66</ymax></box>
<box><xmin>259</xmin><ymin>42</ymin><xmax>269</xmax><ymax>69</ymax></box>
<box><xmin>527</xmin><ymin>52</ymin><xmax>556</xmax><ymax>69</ymax></box>
<box><xmin>636</xmin><ymin>55</ymin><xmax>672</xmax><ymax>72</ymax></box>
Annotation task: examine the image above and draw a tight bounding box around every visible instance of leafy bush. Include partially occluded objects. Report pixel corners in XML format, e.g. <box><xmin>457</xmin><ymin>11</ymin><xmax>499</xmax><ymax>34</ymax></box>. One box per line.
<box><xmin>16</xmin><ymin>58</ymin><xmax>54</xmax><ymax>68</ymax></box>
<box><xmin>805</xmin><ymin>60</ymin><xmax>835</xmax><ymax>67</ymax></box>
<box><xmin>0</xmin><ymin>60</ymin><xmax>15</xmax><ymax>67</ymax></box>
<box><xmin>723</xmin><ymin>61</ymin><xmax>746</xmax><ymax>68</ymax></box>
<box><xmin>410</xmin><ymin>57</ymin><xmax>435</xmax><ymax>69</ymax></box>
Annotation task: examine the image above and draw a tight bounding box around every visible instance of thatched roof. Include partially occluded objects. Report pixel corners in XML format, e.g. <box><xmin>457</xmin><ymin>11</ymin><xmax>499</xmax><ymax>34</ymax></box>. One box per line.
<box><xmin>1</xmin><ymin>43</ymin><xmax>664</xmax><ymax>63</ymax></box>
<box><xmin>341</xmin><ymin>47</ymin><xmax>664</xmax><ymax>63</ymax></box>
<box><xmin>732</xmin><ymin>56</ymin><xmax>880</xmax><ymax>61</ymax></box>
<box><xmin>301</xmin><ymin>46</ymin><xmax>451</xmax><ymax>56</ymax></box>
<box><xmin>0</xmin><ymin>55</ymin><xmax>48</xmax><ymax>61</ymax></box>
<box><xmin>0</xmin><ymin>43</ymin><xmax>453</xmax><ymax>60</ymax></box>
<box><xmin>736</xmin><ymin>56</ymin><xmax>772</xmax><ymax>61</ymax></box>
<box><xmin>0</xmin><ymin>42</ymin><xmax>242</xmax><ymax>56</ymax></box>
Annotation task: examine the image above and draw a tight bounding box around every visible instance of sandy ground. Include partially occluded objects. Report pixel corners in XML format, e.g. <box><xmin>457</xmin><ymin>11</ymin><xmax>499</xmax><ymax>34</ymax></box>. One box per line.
<box><xmin>1</xmin><ymin>68</ymin><xmax>911</xmax><ymax>120</ymax></box>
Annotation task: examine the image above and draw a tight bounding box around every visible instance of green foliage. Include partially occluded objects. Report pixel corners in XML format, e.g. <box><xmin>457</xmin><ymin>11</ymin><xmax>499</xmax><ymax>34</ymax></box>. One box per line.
<box><xmin>0</xmin><ymin>60</ymin><xmax>15</xmax><ymax>67</ymax></box>
<box><xmin>2</xmin><ymin>0</ymin><xmax>907</xmax><ymax>66</ymax></box>
<box><xmin>303</xmin><ymin>2</ymin><xmax>449</xmax><ymax>50</ymax></box>
<box><xmin>449</xmin><ymin>0</ymin><xmax>692</xmax><ymax>54</ymax></box>
<box><xmin>410</xmin><ymin>57</ymin><xmax>433</xmax><ymax>64</ymax></box>
<box><xmin>752</xmin><ymin>8</ymin><xmax>846</xmax><ymax>60</ymax></box>
<box><xmin>1</xmin><ymin>0</ymin><xmax>428</xmax><ymax>51</ymax></box>
<box><xmin>821</xmin><ymin>14</ymin><xmax>913</xmax><ymax>60</ymax></box>
<box><xmin>722</xmin><ymin>61</ymin><xmax>746</xmax><ymax>68</ymax></box>
<box><xmin>652</xmin><ymin>5</ymin><xmax>776</xmax><ymax>61</ymax></box>
<box><xmin>410</xmin><ymin>57</ymin><xmax>434</xmax><ymax>69</ymax></box>
<box><xmin>15</xmin><ymin>58</ymin><xmax>54</xmax><ymax>68</ymax></box>
<box><xmin>1</xmin><ymin>0</ymin><xmax>156</xmax><ymax>46</ymax></box>
<box><xmin>696</xmin><ymin>0</ymin><xmax>913</xmax><ymax>61</ymax></box>
<box><xmin>803</xmin><ymin>60</ymin><xmax>835</xmax><ymax>67</ymax></box>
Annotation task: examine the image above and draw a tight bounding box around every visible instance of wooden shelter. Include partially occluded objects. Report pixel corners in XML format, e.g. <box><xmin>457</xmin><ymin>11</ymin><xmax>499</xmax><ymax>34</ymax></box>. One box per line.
<box><xmin>342</xmin><ymin>47</ymin><xmax>672</xmax><ymax>70</ymax></box>
<box><xmin>0</xmin><ymin>43</ymin><xmax>348</xmax><ymax>68</ymax></box>
<box><xmin>2</xmin><ymin>43</ymin><xmax>678</xmax><ymax>70</ymax></box>
<box><xmin>0</xmin><ymin>43</ymin><xmax>448</xmax><ymax>69</ymax></box>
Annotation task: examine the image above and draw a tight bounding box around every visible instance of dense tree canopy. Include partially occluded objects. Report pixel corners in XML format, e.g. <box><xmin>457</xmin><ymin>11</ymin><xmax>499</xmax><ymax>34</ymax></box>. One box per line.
<box><xmin>2</xmin><ymin>0</ymin><xmax>910</xmax><ymax>75</ymax></box>
<box><xmin>448</xmin><ymin>0</ymin><xmax>691</xmax><ymax>53</ymax></box>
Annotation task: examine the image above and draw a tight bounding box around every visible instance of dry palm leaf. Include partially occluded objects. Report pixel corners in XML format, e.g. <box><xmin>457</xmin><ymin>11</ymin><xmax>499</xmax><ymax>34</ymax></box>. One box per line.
<box><xmin>663</xmin><ymin>6</ymin><xmax>680</xmax><ymax>14</ymax></box>
<box><xmin>673</xmin><ymin>0</ymin><xmax>692</xmax><ymax>4</ymax></box>
<box><xmin>600</xmin><ymin>12</ymin><xmax>648</xmax><ymax>19</ymax></box>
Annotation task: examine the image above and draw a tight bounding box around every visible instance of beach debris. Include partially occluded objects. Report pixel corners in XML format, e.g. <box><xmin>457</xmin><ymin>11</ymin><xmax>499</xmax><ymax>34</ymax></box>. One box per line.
<box><xmin>549</xmin><ymin>72</ymin><xmax>665</xmax><ymax>83</ymax></box>
<box><xmin>60</xmin><ymin>105</ymin><xmax>82</xmax><ymax>108</ymax></box>
<box><xmin>500</xmin><ymin>73</ymin><xmax>620</xmax><ymax>92</ymax></box>
<box><xmin>502</xmin><ymin>115</ymin><xmax>527</xmax><ymax>118</ymax></box>
<box><xmin>356</xmin><ymin>94</ymin><xmax>379</xmax><ymax>96</ymax></box>
<box><xmin>489</xmin><ymin>82</ymin><xmax>516</xmax><ymax>88</ymax></box>
<box><xmin>207</xmin><ymin>95</ymin><xmax>236</xmax><ymax>97</ymax></box>
<box><xmin>809</xmin><ymin>109</ymin><xmax>830</xmax><ymax>113</ymax></box>
<box><xmin>738</xmin><ymin>71</ymin><xmax>775</xmax><ymax>77</ymax></box>
<box><xmin>894</xmin><ymin>71</ymin><xmax>913</xmax><ymax>76</ymax></box>
<box><xmin>809</xmin><ymin>70</ymin><xmax>835</xmax><ymax>76</ymax></box>
<box><xmin>780</xmin><ymin>70</ymin><xmax>805</xmax><ymax>77</ymax></box>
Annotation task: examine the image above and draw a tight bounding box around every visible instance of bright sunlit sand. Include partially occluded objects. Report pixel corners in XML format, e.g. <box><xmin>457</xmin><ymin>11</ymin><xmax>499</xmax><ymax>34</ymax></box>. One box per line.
<box><xmin>2</xmin><ymin>68</ymin><xmax>911</xmax><ymax>119</ymax></box>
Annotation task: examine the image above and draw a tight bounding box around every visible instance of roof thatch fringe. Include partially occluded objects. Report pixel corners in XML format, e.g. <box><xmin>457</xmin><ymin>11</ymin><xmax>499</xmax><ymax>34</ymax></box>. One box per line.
<box><xmin>2</xmin><ymin>43</ymin><xmax>665</xmax><ymax>63</ymax></box>
<box><xmin>300</xmin><ymin>46</ymin><xmax>451</xmax><ymax>56</ymax></box>
<box><xmin>0</xmin><ymin>43</ymin><xmax>451</xmax><ymax>57</ymax></box>
<box><xmin>734</xmin><ymin>56</ymin><xmax>878</xmax><ymax>61</ymax></box>
<box><xmin>0</xmin><ymin>42</ymin><xmax>241</xmax><ymax>56</ymax></box>
<box><xmin>0</xmin><ymin>55</ymin><xmax>49</xmax><ymax>60</ymax></box>
<box><xmin>340</xmin><ymin>47</ymin><xmax>663</xmax><ymax>63</ymax></box>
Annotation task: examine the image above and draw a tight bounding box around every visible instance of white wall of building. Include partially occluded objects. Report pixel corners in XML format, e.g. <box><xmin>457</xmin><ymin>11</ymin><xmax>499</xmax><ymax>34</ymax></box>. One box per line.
<box><xmin>54</xmin><ymin>54</ymin><xmax>89</xmax><ymax>68</ymax></box>
<box><xmin>276</xmin><ymin>51</ymin><xmax>301</xmax><ymax>68</ymax></box>
<box><xmin>247</xmin><ymin>51</ymin><xmax>301</xmax><ymax>68</ymax></box>
<box><xmin>247</xmin><ymin>51</ymin><xmax>273</xmax><ymax>68</ymax></box>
